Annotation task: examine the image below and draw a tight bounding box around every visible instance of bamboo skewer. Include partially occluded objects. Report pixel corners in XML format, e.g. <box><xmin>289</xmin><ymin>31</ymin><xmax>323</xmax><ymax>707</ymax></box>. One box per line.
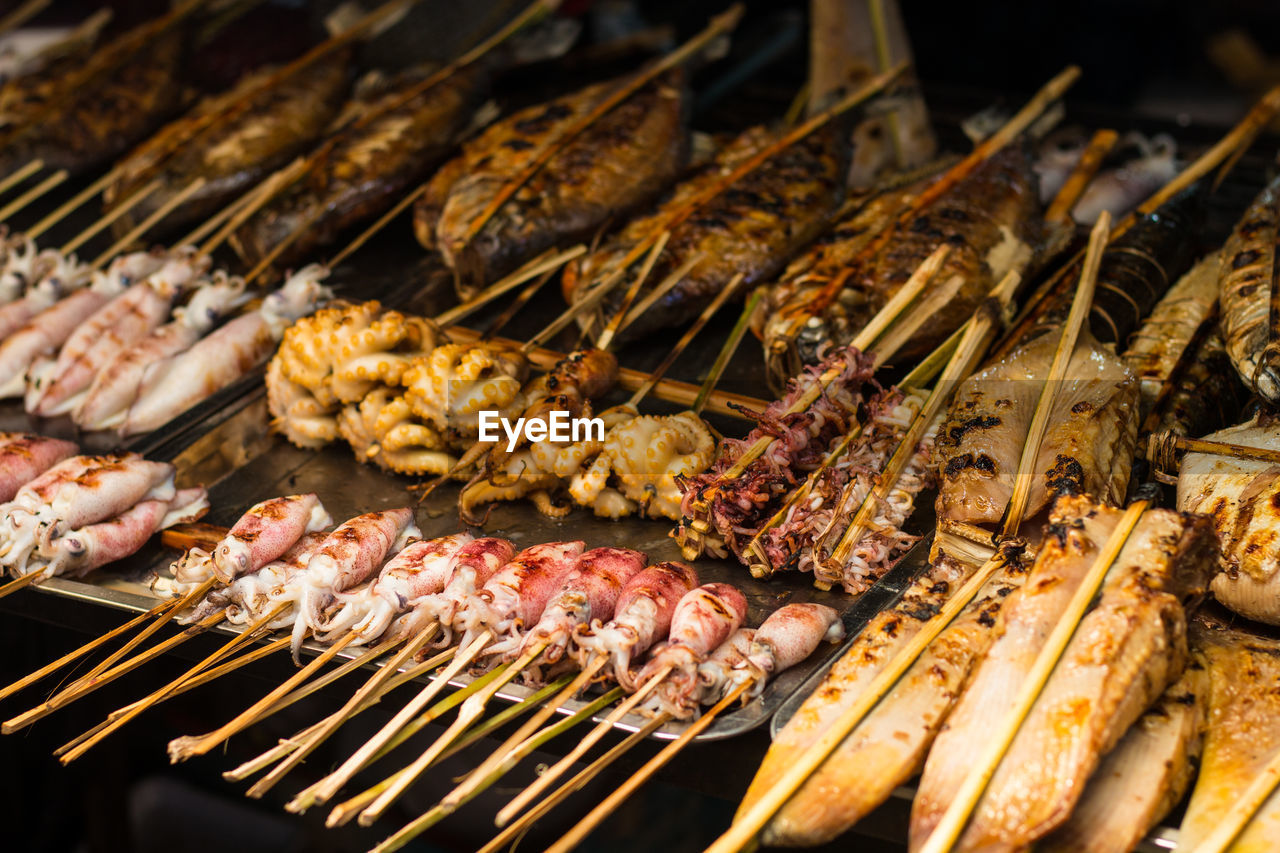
<box><xmin>299</xmin><ymin>630</ymin><xmax>494</xmax><ymax>808</ymax></box>
<box><xmin>693</xmin><ymin>290</ymin><xmax>760</xmax><ymax>415</ymax></box>
<box><xmin>199</xmin><ymin>159</ymin><xmax>308</xmax><ymax>255</ymax></box>
<box><xmin>59</xmin><ymin>601</ymin><xmax>292</xmax><ymax>763</ymax></box>
<box><xmin>434</xmin><ymin>245</ymin><xmax>586</xmax><ymax>328</ymax></box>
<box><xmin>24</xmin><ymin>169</ymin><xmax>119</xmax><ymax>240</ymax></box>
<box><xmin>91</xmin><ymin>177</ymin><xmax>206</xmax><ymax>268</ymax></box>
<box><xmin>326</xmin><ymin>181</ymin><xmax>431</xmax><ymax>270</ymax></box>
<box><xmin>546</xmin><ymin>680</ymin><xmax>755</xmax><ymax>853</ymax></box>
<box><xmin>0</xmin><ymin>169</ymin><xmax>66</xmax><ymax>223</ymax></box>
<box><xmin>0</xmin><ymin>0</ymin><xmax>53</xmax><ymax>37</ymax></box>
<box><xmin>614</xmin><ymin>252</ymin><xmax>705</xmax><ymax>336</ymax></box>
<box><xmin>0</xmin><ymin>568</ymin><xmax>45</xmax><ymax>599</ymax></box>
<box><xmin>0</xmin><ymin>160</ymin><xmax>44</xmax><ymax>199</ymax></box>
<box><xmin>1000</xmin><ymin>213</ymin><xmax>1110</xmax><ymax>539</ymax></box>
<box><xmin>494</xmin><ymin>664</ymin><xmax>673</xmax><ymax>827</ymax></box>
<box><xmin>917</xmin><ymin>501</ymin><xmax>1149</xmax><ymax>853</ymax></box>
<box><xmin>168</xmin><ymin>627</ymin><xmax>363</xmax><ymax>762</ymax></box>
<box><xmin>1044</xmin><ymin>129</ymin><xmax>1118</xmax><ymax>225</ymax></box>
<box><xmin>1147</xmin><ymin>430</ymin><xmax>1280</xmax><ymax>475</ymax></box>
<box><xmin>1189</xmin><ymin>753</ymin><xmax>1280</xmax><ymax>853</ymax></box>
<box><xmin>481</xmin><ymin>715</ymin><xmax>665</xmax><ymax>848</ymax></box>
<box><xmin>369</xmin><ymin>688</ymin><xmax>626</xmax><ymax>853</ymax></box>
<box><xmin>594</xmin><ymin>231</ymin><xmax>671</xmax><ymax>351</ymax></box>
<box><xmin>242</xmin><ymin>203</ymin><xmax>328</xmax><ymax>285</ymax></box>
<box><xmin>459</xmin><ymin>4</ymin><xmax>746</xmax><ymax>249</ymax></box>
<box><xmin>60</xmin><ymin>179</ymin><xmax>161</xmax><ymax>255</ymax></box>
<box><xmin>174</xmin><ymin>183</ymin><xmax>260</xmax><ymax>249</ymax></box>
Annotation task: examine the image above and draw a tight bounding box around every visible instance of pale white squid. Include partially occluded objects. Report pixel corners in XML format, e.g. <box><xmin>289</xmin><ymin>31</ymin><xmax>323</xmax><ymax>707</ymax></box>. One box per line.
<box><xmin>396</xmin><ymin>536</ymin><xmax>514</xmax><ymax>648</ymax></box>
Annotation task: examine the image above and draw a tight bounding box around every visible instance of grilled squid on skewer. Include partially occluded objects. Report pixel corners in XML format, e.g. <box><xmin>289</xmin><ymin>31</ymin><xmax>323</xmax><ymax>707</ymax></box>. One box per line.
<box><xmin>0</xmin><ymin>249</ymin><xmax>142</xmax><ymax>341</ymax></box>
<box><xmin>183</xmin><ymin>533</ymin><xmax>328</xmax><ymax>628</ymax></box>
<box><xmin>42</xmin><ymin>488</ymin><xmax>207</xmax><ymax>579</ymax></box>
<box><xmin>0</xmin><ymin>236</ymin><xmax>54</xmax><ymax>307</ymax></box>
<box><xmin>400</xmin><ymin>536</ymin><xmax>514</xmax><ymax>648</ymax></box>
<box><xmin>0</xmin><ymin>433</ymin><xmax>78</xmax><ymax>503</ymax></box>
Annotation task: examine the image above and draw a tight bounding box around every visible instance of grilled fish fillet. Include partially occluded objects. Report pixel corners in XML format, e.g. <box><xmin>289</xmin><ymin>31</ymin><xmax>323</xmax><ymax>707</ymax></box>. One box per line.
<box><xmin>564</xmin><ymin>122</ymin><xmax>847</xmax><ymax>344</ymax></box>
<box><xmin>1179</xmin><ymin>621</ymin><xmax>1280</xmax><ymax>852</ymax></box>
<box><xmin>753</xmin><ymin>554</ymin><xmax>1027</xmax><ymax>847</ymax></box>
<box><xmin>1177</xmin><ymin>414</ymin><xmax>1280</xmax><ymax>623</ymax></box>
<box><xmin>1039</xmin><ymin>657</ymin><xmax>1207</xmax><ymax>853</ymax></box>
<box><xmin>1219</xmin><ymin>174</ymin><xmax>1280</xmax><ymax>404</ymax></box>
<box><xmin>910</xmin><ymin>496</ymin><xmax>1216</xmax><ymax>853</ymax></box>
<box><xmin>935</xmin><ymin>330</ymin><xmax>1139</xmax><ymax>531</ymax></box>
<box><xmin>232</xmin><ymin>63</ymin><xmax>487</xmax><ymax>270</ymax></box>
<box><xmin>415</xmin><ymin>69</ymin><xmax>689</xmax><ymax>293</ymax></box>
<box><xmin>105</xmin><ymin>51</ymin><xmax>353</xmax><ymax>234</ymax></box>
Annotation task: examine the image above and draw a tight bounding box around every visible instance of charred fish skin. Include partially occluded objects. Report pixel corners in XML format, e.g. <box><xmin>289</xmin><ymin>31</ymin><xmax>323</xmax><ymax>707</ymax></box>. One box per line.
<box><xmin>106</xmin><ymin>50</ymin><xmax>354</xmax><ymax>234</ymax></box>
<box><xmin>1220</xmin><ymin>174</ymin><xmax>1280</xmax><ymax>404</ymax></box>
<box><xmin>416</xmin><ymin>69</ymin><xmax>690</xmax><ymax>294</ymax></box>
<box><xmin>567</xmin><ymin>121</ymin><xmax>849</xmax><ymax>345</ymax></box>
<box><xmin>232</xmin><ymin>63</ymin><xmax>489</xmax><ymax>271</ymax></box>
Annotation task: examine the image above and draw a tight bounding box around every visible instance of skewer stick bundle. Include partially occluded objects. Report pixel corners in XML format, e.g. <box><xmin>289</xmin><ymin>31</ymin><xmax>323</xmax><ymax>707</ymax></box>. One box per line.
<box><xmin>61</xmin><ymin>179</ymin><xmax>161</xmax><ymax>255</ymax></box>
<box><xmin>25</xmin><ymin>169</ymin><xmax>120</xmax><ymax>240</ymax></box>
<box><xmin>434</xmin><ymin>245</ymin><xmax>586</xmax><ymax>327</ymax></box>
<box><xmin>0</xmin><ymin>169</ymin><xmax>67</xmax><ymax>223</ymax></box>
<box><xmin>0</xmin><ymin>160</ymin><xmax>45</xmax><ymax>199</ymax></box>
<box><xmin>92</xmin><ymin>177</ymin><xmax>207</xmax><ymax>268</ymax></box>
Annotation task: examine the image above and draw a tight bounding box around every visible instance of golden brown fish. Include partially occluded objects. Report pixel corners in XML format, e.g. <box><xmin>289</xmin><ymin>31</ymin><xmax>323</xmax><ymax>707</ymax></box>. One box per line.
<box><xmin>1219</xmin><ymin>174</ymin><xmax>1280</xmax><ymax>404</ymax></box>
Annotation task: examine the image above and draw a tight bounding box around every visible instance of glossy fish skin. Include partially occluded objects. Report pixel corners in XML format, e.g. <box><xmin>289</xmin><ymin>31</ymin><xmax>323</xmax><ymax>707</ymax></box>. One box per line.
<box><xmin>416</xmin><ymin>69</ymin><xmax>689</xmax><ymax>293</ymax></box>
<box><xmin>234</xmin><ymin>63</ymin><xmax>488</xmax><ymax>270</ymax></box>
<box><xmin>755</xmin><ymin>556</ymin><xmax>1025</xmax><ymax>848</ymax></box>
<box><xmin>565</xmin><ymin>122</ymin><xmax>847</xmax><ymax>345</ymax></box>
<box><xmin>1177</xmin><ymin>414</ymin><xmax>1280</xmax><ymax>623</ymax></box>
<box><xmin>936</xmin><ymin>330</ymin><xmax>1139</xmax><ymax>531</ymax></box>
<box><xmin>1179</xmin><ymin>622</ymin><xmax>1280</xmax><ymax>852</ymax></box>
<box><xmin>106</xmin><ymin>51</ymin><xmax>352</xmax><ymax>233</ymax></box>
<box><xmin>1040</xmin><ymin>658</ymin><xmax>1207</xmax><ymax>853</ymax></box>
<box><xmin>1219</xmin><ymin>174</ymin><xmax>1280</xmax><ymax>403</ymax></box>
<box><xmin>910</xmin><ymin>497</ymin><xmax>1216</xmax><ymax>853</ymax></box>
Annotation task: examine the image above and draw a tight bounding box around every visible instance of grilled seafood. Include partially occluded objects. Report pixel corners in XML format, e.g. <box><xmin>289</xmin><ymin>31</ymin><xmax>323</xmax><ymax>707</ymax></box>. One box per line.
<box><xmin>0</xmin><ymin>248</ymin><xmax>94</xmax><ymax>341</ymax></box>
<box><xmin>564</xmin><ymin>123</ymin><xmax>848</xmax><ymax>345</ymax></box>
<box><xmin>0</xmin><ymin>11</ymin><xmax>111</xmax><ymax>85</ymax></box>
<box><xmin>394</xmin><ymin>536</ymin><xmax>514</xmax><ymax>648</ymax></box>
<box><xmin>759</xmin><ymin>145</ymin><xmax>1041</xmax><ymax>387</ymax></box>
<box><xmin>416</xmin><ymin>69</ymin><xmax>689</xmax><ymax>293</ymax></box>
<box><xmin>233</xmin><ymin>63</ymin><xmax>488</xmax><ymax>271</ymax></box>
<box><xmin>1220</xmin><ymin>173</ymin><xmax>1280</xmax><ymax>403</ymax></box>
<box><xmin>910</xmin><ymin>497</ymin><xmax>1216</xmax><ymax>853</ymax></box>
<box><xmin>455</xmin><ymin>541</ymin><xmax>584</xmax><ymax>658</ymax></box>
<box><xmin>105</xmin><ymin>50</ymin><xmax>353</xmax><ymax>233</ymax></box>
<box><xmin>935</xmin><ymin>329</ymin><xmax>1139</xmax><ymax>536</ymax></box>
<box><xmin>1072</xmin><ymin>132</ymin><xmax>1179</xmax><ymax>224</ymax></box>
<box><xmin>0</xmin><ymin>433</ymin><xmax>78</xmax><ymax>503</ymax></box>
<box><xmin>1176</xmin><ymin>413</ymin><xmax>1280</xmax><ymax>623</ymax></box>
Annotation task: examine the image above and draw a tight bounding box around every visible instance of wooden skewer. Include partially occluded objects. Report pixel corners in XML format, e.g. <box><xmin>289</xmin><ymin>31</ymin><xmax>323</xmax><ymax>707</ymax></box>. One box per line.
<box><xmin>704</xmin><ymin>547</ymin><xmax>1021</xmax><ymax>853</ymax></box>
<box><xmin>0</xmin><ymin>568</ymin><xmax>45</xmax><ymax>600</ymax></box>
<box><xmin>1147</xmin><ymin>430</ymin><xmax>1280</xmax><ymax>475</ymax></box>
<box><xmin>0</xmin><ymin>169</ymin><xmax>67</xmax><ymax>224</ymax></box>
<box><xmin>0</xmin><ymin>160</ymin><xmax>44</xmax><ymax>200</ymax></box>
<box><xmin>327</xmin><ymin>181</ymin><xmax>431</xmax><ymax>270</ymax></box>
<box><xmin>25</xmin><ymin>169</ymin><xmax>120</xmax><ymax>240</ymax></box>
<box><xmin>1000</xmin><ymin>213</ymin><xmax>1110</xmax><ymax>539</ymax></box>
<box><xmin>434</xmin><ymin>245</ymin><xmax>586</xmax><ymax>328</ymax></box>
<box><xmin>917</xmin><ymin>501</ymin><xmax>1149</xmax><ymax>853</ymax></box>
<box><xmin>0</xmin><ymin>0</ymin><xmax>57</xmax><ymax>40</ymax></box>
<box><xmin>359</xmin><ymin>641</ymin><xmax>551</xmax><ymax>824</ymax></box>
<box><xmin>300</xmin><ymin>630</ymin><xmax>494</xmax><ymax>808</ymax></box>
<box><xmin>482</xmin><ymin>715</ymin><xmax>666</xmax><ymax>846</ymax></box>
<box><xmin>627</xmin><ymin>272</ymin><xmax>745</xmax><ymax>408</ymax></box>
<box><xmin>242</xmin><ymin>203</ymin><xmax>328</xmax><ymax>285</ymax></box>
<box><xmin>243</xmin><ymin>625</ymin><xmax>439</xmax><ymax>796</ymax></box>
<box><xmin>547</xmin><ymin>680</ymin><xmax>754</xmax><ymax>853</ymax></box>
<box><xmin>521</xmin><ymin>264</ymin><xmax>638</xmax><ymax>354</ymax></box>
<box><xmin>445</xmin><ymin>654</ymin><xmax>608</xmax><ymax>812</ymax></box>
<box><xmin>60</xmin><ymin>178</ymin><xmax>161</xmax><ymax>256</ymax></box>
<box><xmin>1044</xmin><ymin>129</ymin><xmax>1118</xmax><ymax>225</ymax></box>
<box><xmin>1188</xmin><ymin>752</ymin><xmax>1280</xmax><ymax>853</ymax></box>
<box><xmin>174</xmin><ymin>183</ymin><xmax>261</xmax><ymax>249</ymax></box>
<box><xmin>59</xmin><ymin>601</ymin><xmax>292</xmax><ymax>763</ymax></box>
<box><xmin>2</xmin><ymin>611</ymin><xmax>226</xmax><ymax>734</ymax></box>
<box><xmin>693</xmin><ymin>290</ymin><xmax>761</xmax><ymax>415</ymax></box>
<box><xmin>613</xmin><ymin>251</ymin><xmax>705</xmax><ymax>337</ymax></box>
<box><xmin>91</xmin><ymin>177</ymin><xmax>206</xmax><ymax>268</ymax></box>
<box><xmin>594</xmin><ymin>231</ymin><xmax>671</xmax><ymax>351</ymax></box>
<box><xmin>432</xmin><ymin>672</ymin><xmax>576</xmax><ymax>763</ymax></box>
<box><xmin>200</xmin><ymin>159</ymin><xmax>308</xmax><ymax>256</ymax></box>
<box><xmin>494</xmin><ymin>664</ymin><xmax>673</xmax><ymax>827</ymax></box>
<box><xmin>458</xmin><ymin>4</ymin><xmax>746</xmax><ymax>249</ymax></box>
<box><xmin>368</xmin><ymin>688</ymin><xmax>626</xmax><ymax>853</ymax></box>
<box><xmin>482</xmin><ymin>263</ymin><xmax>562</xmax><ymax>341</ymax></box>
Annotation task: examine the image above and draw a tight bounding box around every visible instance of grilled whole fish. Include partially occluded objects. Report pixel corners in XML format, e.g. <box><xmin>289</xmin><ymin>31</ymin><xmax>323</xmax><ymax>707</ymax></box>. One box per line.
<box><xmin>751</xmin><ymin>553</ymin><xmax>1027</xmax><ymax>847</ymax></box>
<box><xmin>1179</xmin><ymin>621</ymin><xmax>1280</xmax><ymax>852</ymax></box>
<box><xmin>105</xmin><ymin>51</ymin><xmax>353</xmax><ymax>234</ymax></box>
<box><xmin>0</xmin><ymin>25</ymin><xmax>184</xmax><ymax>177</ymax></box>
<box><xmin>760</xmin><ymin>146</ymin><xmax>1040</xmax><ymax>387</ymax></box>
<box><xmin>1039</xmin><ymin>657</ymin><xmax>1207</xmax><ymax>853</ymax></box>
<box><xmin>415</xmin><ymin>69</ymin><xmax>689</xmax><ymax>293</ymax></box>
<box><xmin>935</xmin><ymin>330</ymin><xmax>1139</xmax><ymax>533</ymax></box>
<box><xmin>232</xmin><ymin>63</ymin><xmax>488</xmax><ymax>271</ymax></box>
<box><xmin>909</xmin><ymin>496</ymin><xmax>1216</xmax><ymax>853</ymax></box>
<box><xmin>1177</xmin><ymin>414</ymin><xmax>1280</xmax><ymax>624</ymax></box>
<box><xmin>1219</xmin><ymin>174</ymin><xmax>1280</xmax><ymax>403</ymax></box>
<box><xmin>564</xmin><ymin>123</ymin><xmax>848</xmax><ymax>345</ymax></box>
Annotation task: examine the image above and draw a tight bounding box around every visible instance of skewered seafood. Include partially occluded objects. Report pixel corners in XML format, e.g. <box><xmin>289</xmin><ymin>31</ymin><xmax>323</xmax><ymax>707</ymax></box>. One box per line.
<box><xmin>233</xmin><ymin>62</ymin><xmax>489</xmax><ymax>270</ymax></box>
<box><xmin>1176</xmin><ymin>413</ymin><xmax>1280</xmax><ymax>624</ymax></box>
<box><xmin>0</xmin><ymin>10</ymin><xmax>111</xmax><ymax>85</ymax></box>
<box><xmin>910</xmin><ymin>496</ymin><xmax>1216</xmax><ymax>853</ymax></box>
<box><xmin>105</xmin><ymin>49</ymin><xmax>353</xmax><ymax>233</ymax></box>
<box><xmin>1072</xmin><ymin>133</ymin><xmax>1179</xmax><ymax>224</ymax></box>
<box><xmin>564</xmin><ymin>122</ymin><xmax>848</xmax><ymax>345</ymax></box>
<box><xmin>0</xmin><ymin>247</ymin><xmax>95</xmax><ymax>340</ymax></box>
<box><xmin>1219</xmin><ymin>173</ymin><xmax>1280</xmax><ymax>404</ymax></box>
<box><xmin>121</xmin><ymin>264</ymin><xmax>331</xmax><ymax>435</ymax></box>
<box><xmin>184</xmin><ymin>532</ymin><xmax>328</xmax><ymax>629</ymax></box>
<box><xmin>934</xmin><ymin>329</ymin><xmax>1139</xmax><ymax>537</ymax></box>
<box><xmin>393</xmin><ymin>536</ymin><xmax>514</xmax><ymax>648</ymax></box>
<box><xmin>573</xmin><ymin>560</ymin><xmax>700</xmax><ymax>688</ymax></box>
<box><xmin>0</xmin><ymin>433</ymin><xmax>78</xmax><ymax>503</ymax></box>
<box><xmin>457</xmin><ymin>541</ymin><xmax>584</xmax><ymax>658</ymax></box>
<box><xmin>759</xmin><ymin>145</ymin><xmax>1041</xmax><ymax>387</ymax></box>
<box><xmin>415</xmin><ymin>68</ymin><xmax>689</xmax><ymax>292</ymax></box>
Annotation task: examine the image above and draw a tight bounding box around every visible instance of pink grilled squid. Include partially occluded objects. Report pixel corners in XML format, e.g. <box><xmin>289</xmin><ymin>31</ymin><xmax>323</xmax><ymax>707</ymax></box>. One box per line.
<box><xmin>0</xmin><ymin>433</ymin><xmax>78</xmax><ymax>503</ymax></box>
<box><xmin>456</xmin><ymin>540</ymin><xmax>584</xmax><ymax>657</ymax></box>
<box><xmin>747</xmin><ymin>602</ymin><xmax>844</xmax><ymax>676</ymax></box>
<box><xmin>212</xmin><ymin>493</ymin><xmax>332</xmax><ymax>584</ymax></box>
<box><xmin>394</xmin><ymin>536</ymin><xmax>515</xmax><ymax>648</ymax></box>
<box><xmin>633</xmin><ymin>582</ymin><xmax>749</xmax><ymax>701</ymax></box>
